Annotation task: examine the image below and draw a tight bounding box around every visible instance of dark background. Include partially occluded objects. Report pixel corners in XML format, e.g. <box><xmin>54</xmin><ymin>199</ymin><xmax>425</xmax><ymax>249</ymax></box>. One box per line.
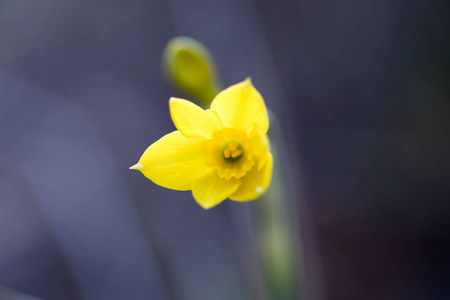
<box><xmin>0</xmin><ymin>0</ymin><xmax>449</xmax><ymax>299</ymax></box>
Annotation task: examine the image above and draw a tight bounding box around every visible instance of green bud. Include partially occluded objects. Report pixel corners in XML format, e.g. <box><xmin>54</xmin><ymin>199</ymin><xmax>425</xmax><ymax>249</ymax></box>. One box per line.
<box><xmin>162</xmin><ymin>37</ymin><xmax>222</xmax><ymax>107</ymax></box>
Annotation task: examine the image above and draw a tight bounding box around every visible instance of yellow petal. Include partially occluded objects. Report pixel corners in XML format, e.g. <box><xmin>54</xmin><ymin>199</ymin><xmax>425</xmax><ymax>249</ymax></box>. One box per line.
<box><xmin>210</xmin><ymin>78</ymin><xmax>269</xmax><ymax>134</ymax></box>
<box><xmin>134</xmin><ymin>131</ymin><xmax>210</xmax><ymax>191</ymax></box>
<box><xmin>248</xmin><ymin>124</ymin><xmax>271</xmax><ymax>170</ymax></box>
<box><xmin>170</xmin><ymin>98</ymin><xmax>223</xmax><ymax>139</ymax></box>
<box><xmin>192</xmin><ymin>169</ymin><xmax>241</xmax><ymax>209</ymax></box>
<box><xmin>229</xmin><ymin>153</ymin><xmax>273</xmax><ymax>202</ymax></box>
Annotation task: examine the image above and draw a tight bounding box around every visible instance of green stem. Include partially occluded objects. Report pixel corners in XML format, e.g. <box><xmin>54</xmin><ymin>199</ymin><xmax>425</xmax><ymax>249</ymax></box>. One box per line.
<box><xmin>253</xmin><ymin>112</ymin><xmax>304</xmax><ymax>300</ymax></box>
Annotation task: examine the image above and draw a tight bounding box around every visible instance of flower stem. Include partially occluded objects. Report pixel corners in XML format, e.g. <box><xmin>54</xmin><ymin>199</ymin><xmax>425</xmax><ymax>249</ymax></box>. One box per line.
<box><xmin>252</xmin><ymin>112</ymin><xmax>305</xmax><ymax>300</ymax></box>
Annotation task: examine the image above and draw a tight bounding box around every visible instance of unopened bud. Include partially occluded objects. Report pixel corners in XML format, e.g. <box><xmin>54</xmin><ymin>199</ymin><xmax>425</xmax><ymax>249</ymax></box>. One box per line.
<box><xmin>162</xmin><ymin>37</ymin><xmax>222</xmax><ymax>107</ymax></box>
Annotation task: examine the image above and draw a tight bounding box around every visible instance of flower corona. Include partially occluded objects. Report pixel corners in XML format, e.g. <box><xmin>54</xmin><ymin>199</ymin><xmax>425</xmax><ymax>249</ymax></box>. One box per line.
<box><xmin>130</xmin><ymin>79</ymin><xmax>273</xmax><ymax>209</ymax></box>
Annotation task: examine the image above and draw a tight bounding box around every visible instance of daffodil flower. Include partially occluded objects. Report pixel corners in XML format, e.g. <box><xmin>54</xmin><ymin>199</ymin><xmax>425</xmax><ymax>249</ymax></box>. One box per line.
<box><xmin>130</xmin><ymin>79</ymin><xmax>273</xmax><ymax>209</ymax></box>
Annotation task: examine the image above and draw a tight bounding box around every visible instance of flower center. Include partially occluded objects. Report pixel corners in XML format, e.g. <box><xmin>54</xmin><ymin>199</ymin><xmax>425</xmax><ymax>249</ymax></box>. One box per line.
<box><xmin>203</xmin><ymin>128</ymin><xmax>254</xmax><ymax>179</ymax></box>
<box><xmin>223</xmin><ymin>141</ymin><xmax>243</xmax><ymax>161</ymax></box>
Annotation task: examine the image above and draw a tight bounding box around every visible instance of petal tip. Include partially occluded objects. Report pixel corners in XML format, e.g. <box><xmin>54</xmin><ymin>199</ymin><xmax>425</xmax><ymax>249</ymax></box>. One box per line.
<box><xmin>255</xmin><ymin>186</ymin><xmax>264</xmax><ymax>195</ymax></box>
<box><xmin>129</xmin><ymin>163</ymin><xmax>144</xmax><ymax>170</ymax></box>
<box><xmin>197</xmin><ymin>200</ymin><xmax>217</xmax><ymax>210</ymax></box>
<box><xmin>243</xmin><ymin>77</ymin><xmax>252</xmax><ymax>90</ymax></box>
<box><xmin>168</xmin><ymin>97</ymin><xmax>179</xmax><ymax>106</ymax></box>
<box><xmin>169</xmin><ymin>97</ymin><xmax>189</xmax><ymax>107</ymax></box>
<box><xmin>200</xmin><ymin>204</ymin><xmax>213</xmax><ymax>210</ymax></box>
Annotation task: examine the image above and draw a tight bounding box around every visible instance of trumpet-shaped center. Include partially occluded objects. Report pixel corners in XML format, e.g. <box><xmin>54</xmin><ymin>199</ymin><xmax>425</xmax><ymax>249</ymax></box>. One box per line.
<box><xmin>204</xmin><ymin>128</ymin><xmax>254</xmax><ymax>179</ymax></box>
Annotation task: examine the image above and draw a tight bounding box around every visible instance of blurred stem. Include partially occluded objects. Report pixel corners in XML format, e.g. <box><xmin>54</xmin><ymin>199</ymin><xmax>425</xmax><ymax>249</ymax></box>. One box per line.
<box><xmin>252</xmin><ymin>112</ymin><xmax>303</xmax><ymax>300</ymax></box>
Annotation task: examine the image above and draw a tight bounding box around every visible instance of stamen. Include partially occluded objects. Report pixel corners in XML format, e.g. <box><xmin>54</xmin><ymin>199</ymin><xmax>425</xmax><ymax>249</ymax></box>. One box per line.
<box><xmin>228</xmin><ymin>142</ymin><xmax>237</xmax><ymax>151</ymax></box>
<box><xmin>231</xmin><ymin>149</ymin><xmax>242</xmax><ymax>158</ymax></box>
<box><xmin>223</xmin><ymin>141</ymin><xmax>243</xmax><ymax>161</ymax></box>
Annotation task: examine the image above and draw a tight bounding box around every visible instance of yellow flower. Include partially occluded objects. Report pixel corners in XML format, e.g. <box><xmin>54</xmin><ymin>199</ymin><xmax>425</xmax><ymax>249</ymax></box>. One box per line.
<box><xmin>130</xmin><ymin>79</ymin><xmax>273</xmax><ymax>209</ymax></box>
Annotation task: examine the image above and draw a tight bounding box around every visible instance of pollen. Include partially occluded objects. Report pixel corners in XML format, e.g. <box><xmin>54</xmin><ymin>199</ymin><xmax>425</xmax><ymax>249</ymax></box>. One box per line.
<box><xmin>224</xmin><ymin>142</ymin><xmax>242</xmax><ymax>159</ymax></box>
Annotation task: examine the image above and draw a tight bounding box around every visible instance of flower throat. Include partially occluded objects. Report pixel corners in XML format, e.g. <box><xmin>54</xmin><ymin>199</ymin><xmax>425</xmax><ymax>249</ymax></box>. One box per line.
<box><xmin>223</xmin><ymin>141</ymin><xmax>243</xmax><ymax>162</ymax></box>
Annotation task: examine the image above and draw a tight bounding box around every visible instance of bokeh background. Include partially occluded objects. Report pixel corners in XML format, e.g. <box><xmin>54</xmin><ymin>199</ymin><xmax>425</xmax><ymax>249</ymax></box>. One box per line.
<box><xmin>1</xmin><ymin>0</ymin><xmax>449</xmax><ymax>299</ymax></box>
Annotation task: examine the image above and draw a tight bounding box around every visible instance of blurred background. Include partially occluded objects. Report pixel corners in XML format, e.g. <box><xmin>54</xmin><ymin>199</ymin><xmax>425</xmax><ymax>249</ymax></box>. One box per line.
<box><xmin>1</xmin><ymin>0</ymin><xmax>449</xmax><ymax>299</ymax></box>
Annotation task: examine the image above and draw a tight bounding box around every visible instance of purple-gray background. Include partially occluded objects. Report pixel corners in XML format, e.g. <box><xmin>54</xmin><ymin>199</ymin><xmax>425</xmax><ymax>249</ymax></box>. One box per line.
<box><xmin>0</xmin><ymin>0</ymin><xmax>449</xmax><ymax>299</ymax></box>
